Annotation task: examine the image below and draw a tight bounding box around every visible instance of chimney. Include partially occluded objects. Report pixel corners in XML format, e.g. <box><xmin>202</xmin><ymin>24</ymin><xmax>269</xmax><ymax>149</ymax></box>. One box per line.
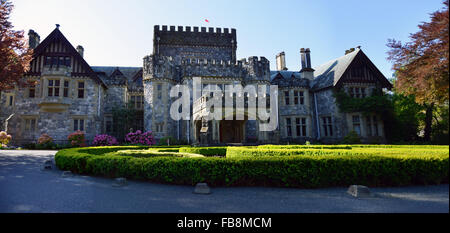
<box><xmin>276</xmin><ymin>52</ymin><xmax>287</xmax><ymax>71</ymax></box>
<box><xmin>300</xmin><ymin>48</ymin><xmax>314</xmax><ymax>80</ymax></box>
<box><xmin>76</xmin><ymin>45</ymin><xmax>84</xmax><ymax>58</ymax></box>
<box><xmin>28</xmin><ymin>30</ymin><xmax>40</xmax><ymax>49</ymax></box>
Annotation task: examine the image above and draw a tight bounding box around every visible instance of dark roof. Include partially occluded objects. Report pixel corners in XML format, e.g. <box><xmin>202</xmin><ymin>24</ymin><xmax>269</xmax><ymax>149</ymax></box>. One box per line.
<box><xmin>269</xmin><ymin>71</ymin><xmax>310</xmax><ymax>88</ymax></box>
<box><xmin>91</xmin><ymin>66</ymin><xmax>143</xmax><ymax>89</ymax></box>
<box><xmin>32</xmin><ymin>26</ymin><xmax>106</xmax><ymax>88</ymax></box>
<box><xmin>311</xmin><ymin>48</ymin><xmax>392</xmax><ymax>90</ymax></box>
<box><xmin>310</xmin><ymin>48</ymin><xmax>359</xmax><ymax>90</ymax></box>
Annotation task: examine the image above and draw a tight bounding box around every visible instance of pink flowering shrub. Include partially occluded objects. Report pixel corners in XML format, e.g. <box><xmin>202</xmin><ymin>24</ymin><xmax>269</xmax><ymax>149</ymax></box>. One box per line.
<box><xmin>38</xmin><ymin>133</ymin><xmax>53</xmax><ymax>145</ymax></box>
<box><xmin>0</xmin><ymin>131</ymin><xmax>12</xmax><ymax>147</ymax></box>
<box><xmin>125</xmin><ymin>130</ymin><xmax>155</xmax><ymax>145</ymax></box>
<box><xmin>68</xmin><ymin>130</ymin><xmax>86</xmax><ymax>147</ymax></box>
<box><xmin>93</xmin><ymin>134</ymin><xmax>118</xmax><ymax>146</ymax></box>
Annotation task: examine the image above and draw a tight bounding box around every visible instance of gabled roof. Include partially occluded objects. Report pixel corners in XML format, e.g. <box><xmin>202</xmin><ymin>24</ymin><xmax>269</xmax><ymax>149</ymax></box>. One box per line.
<box><xmin>269</xmin><ymin>71</ymin><xmax>310</xmax><ymax>88</ymax></box>
<box><xmin>311</xmin><ymin>48</ymin><xmax>393</xmax><ymax>90</ymax></box>
<box><xmin>310</xmin><ymin>49</ymin><xmax>359</xmax><ymax>90</ymax></box>
<box><xmin>31</xmin><ymin>26</ymin><xmax>106</xmax><ymax>88</ymax></box>
<box><xmin>92</xmin><ymin>66</ymin><xmax>142</xmax><ymax>88</ymax></box>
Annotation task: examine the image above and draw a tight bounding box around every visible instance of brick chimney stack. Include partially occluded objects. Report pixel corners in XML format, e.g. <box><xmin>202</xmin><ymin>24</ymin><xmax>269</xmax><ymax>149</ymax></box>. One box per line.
<box><xmin>28</xmin><ymin>30</ymin><xmax>40</xmax><ymax>49</ymax></box>
<box><xmin>276</xmin><ymin>52</ymin><xmax>287</xmax><ymax>71</ymax></box>
<box><xmin>300</xmin><ymin>48</ymin><xmax>315</xmax><ymax>80</ymax></box>
<box><xmin>76</xmin><ymin>45</ymin><xmax>84</xmax><ymax>58</ymax></box>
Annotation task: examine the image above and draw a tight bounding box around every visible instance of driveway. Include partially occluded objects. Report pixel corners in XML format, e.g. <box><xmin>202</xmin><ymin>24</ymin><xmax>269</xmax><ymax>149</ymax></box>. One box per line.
<box><xmin>0</xmin><ymin>150</ymin><xmax>448</xmax><ymax>213</ymax></box>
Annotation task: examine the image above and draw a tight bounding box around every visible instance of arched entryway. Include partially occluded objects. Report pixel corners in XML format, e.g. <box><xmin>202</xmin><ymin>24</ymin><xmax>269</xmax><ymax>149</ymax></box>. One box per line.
<box><xmin>219</xmin><ymin>120</ymin><xmax>246</xmax><ymax>143</ymax></box>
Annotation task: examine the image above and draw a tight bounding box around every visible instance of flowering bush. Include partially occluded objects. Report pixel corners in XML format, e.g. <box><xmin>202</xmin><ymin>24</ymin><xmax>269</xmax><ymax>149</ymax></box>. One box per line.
<box><xmin>38</xmin><ymin>133</ymin><xmax>53</xmax><ymax>145</ymax></box>
<box><xmin>0</xmin><ymin>131</ymin><xmax>12</xmax><ymax>147</ymax></box>
<box><xmin>125</xmin><ymin>130</ymin><xmax>155</xmax><ymax>145</ymax></box>
<box><xmin>92</xmin><ymin>134</ymin><xmax>118</xmax><ymax>146</ymax></box>
<box><xmin>68</xmin><ymin>131</ymin><xmax>86</xmax><ymax>147</ymax></box>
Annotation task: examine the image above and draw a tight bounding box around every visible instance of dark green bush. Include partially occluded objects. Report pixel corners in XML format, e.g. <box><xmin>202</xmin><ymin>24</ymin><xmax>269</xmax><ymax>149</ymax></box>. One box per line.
<box><xmin>341</xmin><ymin>130</ymin><xmax>362</xmax><ymax>144</ymax></box>
<box><xmin>179</xmin><ymin>147</ymin><xmax>227</xmax><ymax>157</ymax></box>
<box><xmin>55</xmin><ymin>146</ymin><xmax>449</xmax><ymax>188</ymax></box>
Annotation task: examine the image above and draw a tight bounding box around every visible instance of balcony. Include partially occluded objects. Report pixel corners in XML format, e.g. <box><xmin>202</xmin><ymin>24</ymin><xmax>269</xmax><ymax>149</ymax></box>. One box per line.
<box><xmin>38</xmin><ymin>97</ymin><xmax>71</xmax><ymax>113</ymax></box>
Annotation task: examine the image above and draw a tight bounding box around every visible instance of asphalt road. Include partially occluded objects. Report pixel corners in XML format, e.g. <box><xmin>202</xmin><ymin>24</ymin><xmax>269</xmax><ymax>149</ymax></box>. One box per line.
<box><xmin>0</xmin><ymin>150</ymin><xmax>448</xmax><ymax>213</ymax></box>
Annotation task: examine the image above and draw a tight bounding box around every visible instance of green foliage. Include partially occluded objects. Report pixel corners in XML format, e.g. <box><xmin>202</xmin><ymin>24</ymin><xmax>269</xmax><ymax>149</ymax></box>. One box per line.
<box><xmin>55</xmin><ymin>145</ymin><xmax>449</xmax><ymax>188</ymax></box>
<box><xmin>179</xmin><ymin>147</ymin><xmax>228</xmax><ymax>157</ymax></box>
<box><xmin>384</xmin><ymin>93</ymin><xmax>425</xmax><ymax>142</ymax></box>
<box><xmin>157</xmin><ymin>136</ymin><xmax>178</xmax><ymax>146</ymax></box>
<box><xmin>111</xmin><ymin>101</ymin><xmax>140</xmax><ymax>141</ymax></box>
<box><xmin>341</xmin><ymin>131</ymin><xmax>362</xmax><ymax>144</ymax></box>
<box><xmin>431</xmin><ymin>104</ymin><xmax>449</xmax><ymax>144</ymax></box>
<box><xmin>334</xmin><ymin>90</ymin><xmax>393</xmax><ymax>115</ymax></box>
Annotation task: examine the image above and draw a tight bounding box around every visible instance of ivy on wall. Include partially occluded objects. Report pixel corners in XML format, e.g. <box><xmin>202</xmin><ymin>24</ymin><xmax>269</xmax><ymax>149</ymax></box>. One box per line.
<box><xmin>333</xmin><ymin>89</ymin><xmax>393</xmax><ymax>116</ymax></box>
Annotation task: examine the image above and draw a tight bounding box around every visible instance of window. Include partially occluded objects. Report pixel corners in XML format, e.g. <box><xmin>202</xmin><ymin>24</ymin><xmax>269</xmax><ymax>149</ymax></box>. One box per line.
<box><xmin>352</xmin><ymin>115</ymin><xmax>361</xmax><ymax>135</ymax></box>
<box><xmin>349</xmin><ymin>87</ymin><xmax>365</xmax><ymax>98</ymax></box>
<box><xmin>44</xmin><ymin>56</ymin><xmax>71</xmax><ymax>67</ymax></box>
<box><xmin>293</xmin><ymin>91</ymin><xmax>304</xmax><ymax>105</ymax></box>
<box><xmin>129</xmin><ymin>95</ymin><xmax>144</xmax><ymax>109</ymax></box>
<box><xmin>105</xmin><ymin>116</ymin><xmax>113</xmax><ymax>133</ymax></box>
<box><xmin>24</xmin><ymin>118</ymin><xmax>37</xmax><ymax>132</ymax></box>
<box><xmin>77</xmin><ymin>81</ymin><xmax>84</xmax><ymax>98</ymax></box>
<box><xmin>286</xmin><ymin>118</ymin><xmax>292</xmax><ymax>137</ymax></box>
<box><xmin>373</xmin><ymin>116</ymin><xmax>379</xmax><ymax>136</ymax></box>
<box><xmin>65</xmin><ymin>57</ymin><xmax>71</xmax><ymax>67</ymax></box>
<box><xmin>322</xmin><ymin>116</ymin><xmax>333</xmax><ymax>137</ymax></box>
<box><xmin>284</xmin><ymin>91</ymin><xmax>290</xmax><ymax>105</ymax></box>
<box><xmin>294</xmin><ymin>91</ymin><xmax>299</xmax><ymax>105</ymax></box>
<box><xmin>48</xmin><ymin>79</ymin><xmax>60</xmax><ymax>97</ymax></box>
<box><xmin>29</xmin><ymin>84</ymin><xmax>36</xmax><ymax>98</ymax></box>
<box><xmin>295</xmin><ymin>117</ymin><xmax>307</xmax><ymax>137</ymax></box>
<box><xmin>155</xmin><ymin>123</ymin><xmax>164</xmax><ymax>133</ymax></box>
<box><xmin>9</xmin><ymin>95</ymin><xmax>14</xmax><ymax>106</ymax></box>
<box><xmin>366</xmin><ymin>116</ymin><xmax>372</xmax><ymax>136</ymax></box>
<box><xmin>63</xmin><ymin>80</ymin><xmax>69</xmax><ymax>97</ymax></box>
<box><xmin>73</xmin><ymin>118</ymin><xmax>85</xmax><ymax>131</ymax></box>
<box><xmin>157</xmin><ymin>84</ymin><xmax>162</xmax><ymax>100</ymax></box>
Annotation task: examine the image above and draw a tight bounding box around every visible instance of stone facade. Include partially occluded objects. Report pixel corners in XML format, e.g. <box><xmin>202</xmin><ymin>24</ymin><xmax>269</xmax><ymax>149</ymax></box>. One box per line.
<box><xmin>0</xmin><ymin>25</ymin><xmax>392</xmax><ymax>145</ymax></box>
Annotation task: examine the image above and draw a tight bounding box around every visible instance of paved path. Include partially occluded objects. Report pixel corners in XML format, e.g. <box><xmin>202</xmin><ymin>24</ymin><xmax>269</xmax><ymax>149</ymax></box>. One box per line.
<box><xmin>0</xmin><ymin>150</ymin><xmax>448</xmax><ymax>213</ymax></box>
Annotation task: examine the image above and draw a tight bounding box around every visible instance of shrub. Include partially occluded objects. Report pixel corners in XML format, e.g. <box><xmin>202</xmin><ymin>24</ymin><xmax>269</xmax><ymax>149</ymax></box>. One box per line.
<box><xmin>36</xmin><ymin>133</ymin><xmax>57</xmax><ymax>149</ymax></box>
<box><xmin>0</xmin><ymin>131</ymin><xmax>12</xmax><ymax>147</ymax></box>
<box><xmin>55</xmin><ymin>145</ymin><xmax>449</xmax><ymax>188</ymax></box>
<box><xmin>157</xmin><ymin>136</ymin><xmax>178</xmax><ymax>146</ymax></box>
<box><xmin>341</xmin><ymin>130</ymin><xmax>362</xmax><ymax>144</ymax></box>
<box><xmin>93</xmin><ymin>134</ymin><xmax>118</xmax><ymax>146</ymax></box>
<box><xmin>68</xmin><ymin>131</ymin><xmax>86</xmax><ymax>147</ymax></box>
<box><xmin>179</xmin><ymin>147</ymin><xmax>227</xmax><ymax>157</ymax></box>
<box><xmin>125</xmin><ymin>130</ymin><xmax>156</xmax><ymax>145</ymax></box>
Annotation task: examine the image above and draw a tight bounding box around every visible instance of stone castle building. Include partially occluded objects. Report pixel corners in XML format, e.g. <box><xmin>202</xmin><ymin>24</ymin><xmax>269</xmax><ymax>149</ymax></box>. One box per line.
<box><xmin>0</xmin><ymin>25</ymin><xmax>392</xmax><ymax>145</ymax></box>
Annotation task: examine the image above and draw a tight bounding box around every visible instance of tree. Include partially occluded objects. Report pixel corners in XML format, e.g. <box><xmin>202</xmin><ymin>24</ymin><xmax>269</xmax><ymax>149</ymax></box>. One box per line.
<box><xmin>387</xmin><ymin>0</ymin><xmax>449</xmax><ymax>141</ymax></box>
<box><xmin>0</xmin><ymin>0</ymin><xmax>32</xmax><ymax>91</ymax></box>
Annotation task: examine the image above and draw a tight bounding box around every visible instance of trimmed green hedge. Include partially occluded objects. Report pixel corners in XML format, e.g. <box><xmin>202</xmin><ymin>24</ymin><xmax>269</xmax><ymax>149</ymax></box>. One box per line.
<box><xmin>226</xmin><ymin>147</ymin><xmax>355</xmax><ymax>158</ymax></box>
<box><xmin>114</xmin><ymin>149</ymin><xmax>203</xmax><ymax>158</ymax></box>
<box><xmin>55</xmin><ymin>146</ymin><xmax>449</xmax><ymax>188</ymax></box>
<box><xmin>179</xmin><ymin>147</ymin><xmax>227</xmax><ymax>157</ymax></box>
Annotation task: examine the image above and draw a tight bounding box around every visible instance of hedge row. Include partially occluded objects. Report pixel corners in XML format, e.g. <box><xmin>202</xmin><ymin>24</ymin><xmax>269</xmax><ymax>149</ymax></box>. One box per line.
<box><xmin>179</xmin><ymin>147</ymin><xmax>227</xmax><ymax>157</ymax></box>
<box><xmin>55</xmin><ymin>146</ymin><xmax>449</xmax><ymax>188</ymax></box>
<box><xmin>257</xmin><ymin>145</ymin><xmax>353</xmax><ymax>150</ymax></box>
<box><xmin>226</xmin><ymin>147</ymin><xmax>355</xmax><ymax>158</ymax></box>
<box><xmin>114</xmin><ymin>149</ymin><xmax>204</xmax><ymax>158</ymax></box>
<box><xmin>227</xmin><ymin>146</ymin><xmax>449</xmax><ymax>158</ymax></box>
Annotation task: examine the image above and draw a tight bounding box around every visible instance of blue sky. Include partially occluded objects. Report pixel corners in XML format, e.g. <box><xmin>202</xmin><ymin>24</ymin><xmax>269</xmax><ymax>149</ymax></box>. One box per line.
<box><xmin>10</xmin><ymin>0</ymin><xmax>445</xmax><ymax>78</ymax></box>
